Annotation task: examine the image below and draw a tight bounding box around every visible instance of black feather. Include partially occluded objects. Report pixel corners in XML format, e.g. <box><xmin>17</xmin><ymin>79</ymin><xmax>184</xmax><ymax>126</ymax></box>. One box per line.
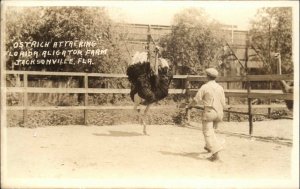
<box><xmin>127</xmin><ymin>61</ymin><xmax>173</xmax><ymax>105</ymax></box>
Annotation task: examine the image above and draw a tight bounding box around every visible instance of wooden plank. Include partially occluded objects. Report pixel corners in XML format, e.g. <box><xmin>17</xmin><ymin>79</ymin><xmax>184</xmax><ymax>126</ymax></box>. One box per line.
<box><xmin>191</xmin><ymin>105</ymin><xmax>249</xmax><ymax>115</ymax></box>
<box><xmin>187</xmin><ymin>89</ymin><xmax>250</xmax><ymax>94</ymax></box>
<box><xmin>6</xmin><ymin>87</ymin><xmax>186</xmax><ymax>94</ymax></box>
<box><xmin>188</xmin><ymin>76</ymin><xmax>247</xmax><ymax>82</ymax></box>
<box><xmin>178</xmin><ymin>89</ymin><xmax>286</xmax><ymax>93</ymax></box>
<box><xmin>187</xmin><ymin>74</ymin><xmax>293</xmax><ymax>82</ymax></box>
<box><xmin>189</xmin><ymin>89</ymin><xmax>293</xmax><ymax>100</ymax></box>
<box><xmin>224</xmin><ymin>91</ymin><xmax>248</xmax><ymax>98</ymax></box>
<box><xmin>6</xmin><ymin>70</ymin><xmax>86</xmax><ymax>76</ymax></box>
<box><xmin>8</xmin><ymin>87</ymin><xmax>291</xmax><ymax>99</ymax></box>
<box><xmin>192</xmin><ymin>104</ymin><xmax>287</xmax><ymax>109</ymax></box>
<box><xmin>7</xmin><ymin>106</ymin><xmax>25</xmax><ymax>110</ymax></box>
<box><xmin>170</xmin><ymin>89</ymin><xmax>186</xmax><ymax>94</ymax></box>
<box><xmin>6</xmin><ymin>71</ymin><xmax>293</xmax><ymax>81</ymax></box>
<box><xmin>6</xmin><ymin>71</ymin><xmax>127</xmax><ymax>78</ymax></box>
<box><xmin>225</xmin><ymin>110</ymin><xmax>249</xmax><ymax>115</ymax></box>
<box><xmin>247</xmin><ymin>93</ymin><xmax>293</xmax><ymax>100</ymax></box>
<box><xmin>246</xmin><ymin>74</ymin><xmax>293</xmax><ymax>81</ymax></box>
<box><xmin>6</xmin><ymin>71</ymin><xmax>188</xmax><ymax>79</ymax></box>
<box><xmin>229</xmin><ymin>104</ymin><xmax>287</xmax><ymax>109</ymax></box>
<box><xmin>7</xmin><ymin>105</ymin><xmax>178</xmax><ymax>111</ymax></box>
<box><xmin>241</xmin><ymin>89</ymin><xmax>289</xmax><ymax>94</ymax></box>
<box><xmin>7</xmin><ymin>104</ymin><xmax>287</xmax><ymax>111</ymax></box>
<box><xmin>224</xmin><ymin>111</ymin><xmax>292</xmax><ymax>118</ymax></box>
<box><xmin>187</xmin><ymin>76</ymin><xmax>207</xmax><ymax>82</ymax></box>
<box><xmin>218</xmin><ymin>76</ymin><xmax>247</xmax><ymax>82</ymax></box>
<box><xmin>173</xmin><ymin>75</ymin><xmax>188</xmax><ymax>79</ymax></box>
<box><xmin>6</xmin><ymin>87</ymin><xmax>130</xmax><ymax>94</ymax></box>
<box><xmin>88</xmin><ymin>73</ymin><xmax>126</xmax><ymax>78</ymax></box>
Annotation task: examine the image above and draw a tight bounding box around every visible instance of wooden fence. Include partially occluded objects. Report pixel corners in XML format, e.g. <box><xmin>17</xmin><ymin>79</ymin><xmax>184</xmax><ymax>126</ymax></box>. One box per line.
<box><xmin>185</xmin><ymin>73</ymin><xmax>293</xmax><ymax>135</ymax></box>
<box><xmin>5</xmin><ymin>70</ymin><xmax>293</xmax><ymax>135</ymax></box>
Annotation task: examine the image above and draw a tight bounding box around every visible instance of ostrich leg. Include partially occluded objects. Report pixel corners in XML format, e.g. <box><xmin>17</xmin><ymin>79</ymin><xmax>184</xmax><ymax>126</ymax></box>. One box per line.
<box><xmin>133</xmin><ymin>93</ymin><xmax>142</xmax><ymax>124</ymax></box>
<box><xmin>142</xmin><ymin>104</ymin><xmax>151</xmax><ymax>135</ymax></box>
<box><xmin>133</xmin><ymin>94</ymin><xmax>149</xmax><ymax>135</ymax></box>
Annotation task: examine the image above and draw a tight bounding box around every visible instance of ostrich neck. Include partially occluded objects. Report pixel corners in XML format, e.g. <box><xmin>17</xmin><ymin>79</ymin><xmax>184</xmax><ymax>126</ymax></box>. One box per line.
<box><xmin>280</xmin><ymin>80</ymin><xmax>293</xmax><ymax>93</ymax></box>
<box><xmin>277</xmin><ymin>55</ymin><xmax>282</xmax><ymax>75</ymax></box>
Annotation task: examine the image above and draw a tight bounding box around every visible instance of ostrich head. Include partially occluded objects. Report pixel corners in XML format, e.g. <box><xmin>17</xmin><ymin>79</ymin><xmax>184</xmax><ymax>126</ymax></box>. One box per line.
<box><xmin>158</xmin><ymin>58</ymin><xmax>170</xmax><ymax>74</ymax></box>
<box><xmin>158</xmin><ymin>58</ymin><xmax>173</xmax><ymax>84</ymax></box>
<box><xmin>158</xmin><ymin>58</ymin><xmax>169</xmax><ymax>68</ymax></box>
<box><xmin>271</xmin><ymin>52</ymin><xmax>281</xmax><ymax>58</ymax></box>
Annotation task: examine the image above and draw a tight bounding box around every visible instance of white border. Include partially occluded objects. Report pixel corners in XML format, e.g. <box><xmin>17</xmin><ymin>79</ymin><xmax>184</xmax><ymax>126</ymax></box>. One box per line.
<box><xmin>1</xmin><ymin>1</ymin><xmax>299</xmax><ymax>188</ymax></box>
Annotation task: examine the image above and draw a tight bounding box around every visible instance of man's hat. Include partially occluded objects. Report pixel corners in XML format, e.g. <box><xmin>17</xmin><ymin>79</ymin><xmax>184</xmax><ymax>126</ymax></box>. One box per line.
<box><xmin>205</xmin><ymin>68</ymin><xmax>218</xmax><ymax>78</ymax></box>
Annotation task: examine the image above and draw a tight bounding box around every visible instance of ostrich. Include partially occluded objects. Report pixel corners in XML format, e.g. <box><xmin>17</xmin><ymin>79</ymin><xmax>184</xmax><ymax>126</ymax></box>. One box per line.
<box><xmin>280</xmin><ymin>80</ymin><xmax>293</xmax><ymax>110</ymax></box>
<box><xmin>126</xmin><ymin>49</ymin><xmax>173</xmax><ymax>135</ymax></box>
<box><xmin>273</xmin><ymin>53</ymin><xmax>293</xmax><ymax>111</ymax></box>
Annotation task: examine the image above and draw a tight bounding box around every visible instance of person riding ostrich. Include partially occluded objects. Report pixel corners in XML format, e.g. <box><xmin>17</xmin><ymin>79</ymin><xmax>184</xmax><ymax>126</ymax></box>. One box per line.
<box><xmin>273</xmin><ymin>52</ymin><xmax>293</xmax><ymax>111</ymax></box>
<box><xmin>126</xmin><ymin>47</ymin><xmax>173</xmax><ymax>135</ymax></box>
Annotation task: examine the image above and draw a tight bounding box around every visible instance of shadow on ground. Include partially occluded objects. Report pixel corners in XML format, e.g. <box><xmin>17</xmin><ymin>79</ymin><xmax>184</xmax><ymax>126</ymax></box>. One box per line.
<box><xmin>93</xmin><ymin>130</ymin><xmax>143</xmax><ymax>137</ymax></box>
<box><xmin>159</xmin><ymin>150</ymin><xmax>208</xmax><ymax>161</ymax></box>
<box><xmin>183</xmin><ymin>124</ymin><xmax>292</xmax><ymax>147</ymax></box>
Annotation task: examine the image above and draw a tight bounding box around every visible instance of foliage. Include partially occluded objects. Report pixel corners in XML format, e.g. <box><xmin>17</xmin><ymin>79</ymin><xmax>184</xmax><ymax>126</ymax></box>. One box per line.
<box><xmin>249</xmin><ymin>7</ymin><xmax>293</xmax><ymax>74</ymax></box>
<box><xmin>4</xmin><ymin>7</ymin><xmax>131</xmax><ymax>105</ymax></box>
<box><xmin>5</xmin><ymin>7</ymin><xmax>127</xmax><ymax>73</ymax></box>
<box><xmin>159</xmin><ymin>8</ymin><xmax>224</xmax><ymax>75</ymax></box>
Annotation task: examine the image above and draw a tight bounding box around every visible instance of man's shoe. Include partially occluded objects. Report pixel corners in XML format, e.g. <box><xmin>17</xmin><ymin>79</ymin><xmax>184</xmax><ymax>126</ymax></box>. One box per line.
<box><xmin>207</xmin><ymin>152</ymin><xmax>221</xmax><ymax>162</ymax></box>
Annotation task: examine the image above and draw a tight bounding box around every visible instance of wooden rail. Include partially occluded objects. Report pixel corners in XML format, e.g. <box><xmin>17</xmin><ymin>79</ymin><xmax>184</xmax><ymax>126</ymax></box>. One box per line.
<box><xmin>189</xmin><ymin>89</ymin><xmax>293</xmax><ymax>100</ymax></box>
<box><xmin>6</xmin><ymin>87</ymin><xmax>186</xmax><ymax>94</ymax></box>
<box><xmin>5</xmin><ymin>71</ymin><xmax>293</xmax><ymax>134</ymax></box>
<box><xmin>187</xmin><ymin>74</ymin><xmax>293</xmax><ymax>82</ymax></box>
<box><xmin>7</xmin><ymin>105</ymin><xmax>178</xmax><ymax>111</ymax></box>
<box><xmin>5</xmin><ymin>70</ymin><xmax>187</xmax><ymax>78</ymax></box>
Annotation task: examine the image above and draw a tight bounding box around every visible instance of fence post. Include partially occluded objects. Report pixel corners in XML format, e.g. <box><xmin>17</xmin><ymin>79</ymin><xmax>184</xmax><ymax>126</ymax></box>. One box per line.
<box><xmin>247</xmin><ymin>80</ymin><xmax>253</xmax><ymax>136</ymax></box>
<box><xmin>84</xmin><ymin>74</ymin><xmax>88</xmax><ymax>125</ymax></box>
<box><xmin>268</xmin><ymin>81</ymin><xmax>272</xmax><ymax>118</ymax></box>
<box><xmin>23</xmin><ymin>74</ymin><xmax>28</xmax><ymax>127</ymax></box>
<box><xmin>245</xmin><ymin>34</ymin><xmax>253</xmax><ymax>136</ymax></box>
<box><xmin>185</xmin><ymin>76</ymin><xmax>190</xmax><ymax>124</ymax></box>
<box><xmin>227</xmin><ymin>82</ymin><xmax>231</xmax><ymax>122</ymax></box>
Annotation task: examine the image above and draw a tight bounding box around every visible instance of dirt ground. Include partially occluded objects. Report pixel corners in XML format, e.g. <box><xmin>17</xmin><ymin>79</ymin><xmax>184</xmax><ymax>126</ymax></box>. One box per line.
<box><xmin>2</xmin><ymin>119</ymin><xmax>298</xmax><ymax>188</ymax></box>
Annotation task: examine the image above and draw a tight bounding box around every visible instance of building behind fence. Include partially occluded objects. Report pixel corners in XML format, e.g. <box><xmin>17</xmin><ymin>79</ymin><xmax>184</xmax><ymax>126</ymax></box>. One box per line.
<box><xmin>115</xmin><ymin>23</ymin><xmax>263</xmax><ymax>77</ymax></box>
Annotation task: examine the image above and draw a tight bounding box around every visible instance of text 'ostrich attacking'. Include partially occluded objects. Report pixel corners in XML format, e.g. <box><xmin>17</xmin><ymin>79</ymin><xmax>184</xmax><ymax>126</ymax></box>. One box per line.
<box><xmin>126</xmin><ymin>49</ymin><xmax>173</xmax><ymax>135</ymax></box>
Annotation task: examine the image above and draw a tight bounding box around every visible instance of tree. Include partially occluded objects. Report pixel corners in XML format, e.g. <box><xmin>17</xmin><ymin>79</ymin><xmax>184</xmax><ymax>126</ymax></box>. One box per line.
<box><xmin>159</xmin><ymin>8</ymin><xmax>224</xmax><ymax>75</ymax></box>
<box><xmin>249</xmin><ymin>7</ymin><xmax>293</xmax><ymax>74</ymax></box>
<box><xmin>4</xmin><ymin>7</ymin><xmax>129</xmax><ymax>105</ymax></box>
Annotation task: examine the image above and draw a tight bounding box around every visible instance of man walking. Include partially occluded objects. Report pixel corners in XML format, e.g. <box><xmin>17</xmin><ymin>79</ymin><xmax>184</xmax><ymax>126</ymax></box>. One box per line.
<box><xmin>188</xmin><ymin>68</ymin><xmax>226</xmax><ymax>162</ymax></box>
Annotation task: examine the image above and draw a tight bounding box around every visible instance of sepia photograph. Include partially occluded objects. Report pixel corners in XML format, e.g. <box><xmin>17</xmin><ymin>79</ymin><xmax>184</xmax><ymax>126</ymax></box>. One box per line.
<box><xmin>1</xmin><ymin>1</ymin><xmax>299</xmax><ymax>188</ymax></box>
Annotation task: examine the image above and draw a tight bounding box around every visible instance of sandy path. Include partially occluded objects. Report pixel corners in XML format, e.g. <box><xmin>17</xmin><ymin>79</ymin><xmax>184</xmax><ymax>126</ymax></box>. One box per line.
<box><xmin>2</xmin><ymin>120</ymin><xmax>297</xmax><ymax>188</ymax></box>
